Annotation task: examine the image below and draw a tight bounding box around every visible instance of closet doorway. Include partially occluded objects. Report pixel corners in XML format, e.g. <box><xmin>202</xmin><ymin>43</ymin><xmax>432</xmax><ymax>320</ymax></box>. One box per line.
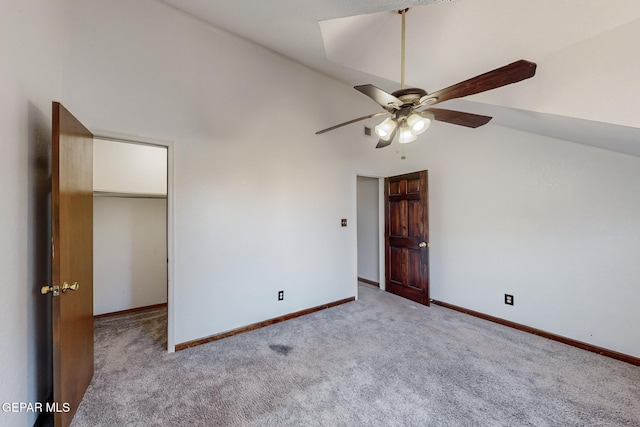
<box><xmin>92</xmin><ymin>136</ymin><xmax>171</xmax><ymax>349</ymax></box>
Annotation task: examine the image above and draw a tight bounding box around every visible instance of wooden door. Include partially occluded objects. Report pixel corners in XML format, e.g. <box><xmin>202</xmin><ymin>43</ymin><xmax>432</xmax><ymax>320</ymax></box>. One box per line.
<box><xmin>50</xmin><ymin>102</ymin><xmax>94</xmax><ymax>427</ymax></box>
<box><xmin>384</xmin><ymin>171</ymin><xmax>430</xmax><ymax>305</ymax></box>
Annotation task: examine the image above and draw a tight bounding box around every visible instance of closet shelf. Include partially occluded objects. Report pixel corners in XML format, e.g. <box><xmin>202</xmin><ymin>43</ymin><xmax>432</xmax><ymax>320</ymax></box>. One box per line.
<box><xmin>93</xmin><ymin>191</ymin><xmax>166</xmax><ymax>199</ymax></box>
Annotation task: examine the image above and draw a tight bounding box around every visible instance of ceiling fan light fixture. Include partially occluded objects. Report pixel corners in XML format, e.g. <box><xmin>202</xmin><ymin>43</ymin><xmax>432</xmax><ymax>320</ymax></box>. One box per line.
<box><xmin>407</xmin><ymin>113</ymin><xmax>431</xmax><ymax>136</ymax></box>
<box><xmin>374</xmin><ymin>117</ymin><xmax>398</xmax><ymax>141</ymax></box>
<box><xmin>397</xmin><ymin>122</ymin><xmax>418</xmax><ymax>144</ymax></box>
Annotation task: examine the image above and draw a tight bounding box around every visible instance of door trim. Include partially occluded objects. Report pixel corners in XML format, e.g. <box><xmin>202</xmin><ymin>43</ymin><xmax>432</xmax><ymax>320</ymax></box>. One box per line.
<box><xmin>378</xmin><ymin>177</ymin><xmax>386</xmax><ymax>291</ymax></box>
<box><xmin>92</xmin><ymin>131</ymin><xmax>176</xmax><ymax>352</ymax></box>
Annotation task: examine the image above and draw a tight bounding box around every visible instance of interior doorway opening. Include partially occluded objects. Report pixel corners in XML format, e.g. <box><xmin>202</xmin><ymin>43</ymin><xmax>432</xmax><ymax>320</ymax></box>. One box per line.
<box><xmin>356</xmin><ymin>175</ymin><xmax>383</xmax><ymax>291</ymax></box>
<box><xmin>92</xmin><ymin>135</ymin><xmax>174</xmax><ymax>351</ymax></box>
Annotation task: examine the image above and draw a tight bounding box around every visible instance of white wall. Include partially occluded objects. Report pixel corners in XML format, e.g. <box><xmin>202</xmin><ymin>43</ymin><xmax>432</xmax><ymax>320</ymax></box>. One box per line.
<box><xmin>61</xmin><ymin>0</ymin><xmax>372</xmax><ymax>346</ymax></box>
<box><xmin>349</xmin><ymin>121</ymin><xmax>640</xmax><ymax>358</ymax></box>
<box><xmin>356</xmin><ymin>176</ymin><xmax>380</xmax><ymax>283</ymax></box>
<box><xmin>93</xmin><ymin>197</ymin><xmax>167</xmax><ymax>315</ymax></box>
<box><xmin>94</xmin><ymin>138</ymin><xmax>167</xmax><ymax>195</ymax></box>
<box><xmin>0</xmin><ymin>1</ymin><xmax>69</xmax><ymax>425</ymax></box>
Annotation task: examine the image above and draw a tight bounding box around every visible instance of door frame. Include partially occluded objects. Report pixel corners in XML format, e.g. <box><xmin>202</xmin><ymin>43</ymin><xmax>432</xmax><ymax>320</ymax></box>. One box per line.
<box><xmin>354</xmin><ymin>171</ymin><xmax>429</xmax><ymax>300</ymax></box>
<box><xmin>92</xmin><ymin>130</ymin><xmax>176</xmax><ymax>352</ymax></box>
<box><xmin>354</xmin><ymin>173</ymin><xmax>386</xmax><ymax>297</ymax></box>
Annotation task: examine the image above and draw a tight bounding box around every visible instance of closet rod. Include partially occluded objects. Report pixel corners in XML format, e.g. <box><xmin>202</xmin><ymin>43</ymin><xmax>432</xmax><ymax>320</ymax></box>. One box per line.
<box><xmin>93</xmin><ymin>191</ymin><xmax>167</xmax><ymax>200</ymax></box>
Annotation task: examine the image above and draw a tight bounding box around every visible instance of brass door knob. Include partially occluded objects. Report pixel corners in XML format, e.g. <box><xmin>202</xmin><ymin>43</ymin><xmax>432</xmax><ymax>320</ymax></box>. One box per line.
<box><xmin>419</xmin><ymin>242</ymin><xmax>427</xmax><ymax>248</ymax></box>
<box><xmin>62</xmin><ymin>282</ymin><xmax>80</xmax><ymax>293</ymax></box>
<box><xmin>41</xmin><ymin>285</ymin><xmax>60</xmax><ymax>296</ymax></box>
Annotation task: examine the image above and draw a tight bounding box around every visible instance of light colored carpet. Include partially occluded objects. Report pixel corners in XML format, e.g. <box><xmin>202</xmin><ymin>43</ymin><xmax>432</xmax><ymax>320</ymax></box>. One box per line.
<box><xmin>71</xmin><ymin>284</ymin><xmax>640</xmax><ymax>426</ymax></box>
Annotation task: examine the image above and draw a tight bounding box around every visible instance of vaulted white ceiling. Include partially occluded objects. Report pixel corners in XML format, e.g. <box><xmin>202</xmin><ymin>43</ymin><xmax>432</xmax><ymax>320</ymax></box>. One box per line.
<box><xmin>158</xmin><ymin>0</ymin><xmax>640</xmax><ymax>156</ymax></box>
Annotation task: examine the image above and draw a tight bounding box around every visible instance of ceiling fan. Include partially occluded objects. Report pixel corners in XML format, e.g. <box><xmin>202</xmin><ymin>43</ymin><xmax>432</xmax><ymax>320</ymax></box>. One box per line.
<box><xmin>316</xmin><ymin>8</ymin><xmax>537</xmax><ymax>148</ymax></box>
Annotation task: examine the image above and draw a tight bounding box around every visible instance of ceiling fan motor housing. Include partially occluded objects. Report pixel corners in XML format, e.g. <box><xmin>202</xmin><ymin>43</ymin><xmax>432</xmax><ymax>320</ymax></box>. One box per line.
<box><xmin>392</xmin><ymin>87</ymin><xmax>427</xmax><ymax>106</ymax></box>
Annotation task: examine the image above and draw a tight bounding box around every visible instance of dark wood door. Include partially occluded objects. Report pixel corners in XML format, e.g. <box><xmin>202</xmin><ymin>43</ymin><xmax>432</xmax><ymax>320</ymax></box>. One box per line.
<box><xmin>384</xmin><ymin>171</ymin><xmax>430</xmax><ymax>305</ymax></box>
<box><xmin>50</xmin><ymin>102</ymin><xmax>94</xmax><ymax>427</ymax></box>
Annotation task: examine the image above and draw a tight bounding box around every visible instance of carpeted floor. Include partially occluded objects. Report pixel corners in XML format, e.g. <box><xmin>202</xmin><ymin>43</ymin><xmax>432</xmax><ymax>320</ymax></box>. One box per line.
<box><xmin>71</xmin><ymin>284</ymin><xmax>640</xmax><ymax>426</ymax></box>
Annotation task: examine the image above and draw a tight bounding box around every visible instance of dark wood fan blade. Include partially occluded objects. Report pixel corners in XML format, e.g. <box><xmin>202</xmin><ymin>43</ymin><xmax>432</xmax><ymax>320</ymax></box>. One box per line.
<box><xmin>425</xmin><ymin>108</ymin><xmax>492</xmax><ymax>128</ymax></box>
<box><xmin>354</xmin><ymin>84</ymin><xmax>402</xmax><ymax>111</ymax></box>
<box><xmin>316</xmin><ymin>111</ymin><xmax>389</xmax><ymax>135</ymax></box>
<box><xmin>376</xmin><ymin>127</ymin><xmax>397</xmax><ymax>148</ymax></box>
<box><xmin>423</xmin><ymin>60</ymin><xmax>537</xmax><ymax>106</ymax></box>
<box><xmin>376</xmin><ymin>138</ymin><xmax>392</xmax><ymax>149</ymax></box>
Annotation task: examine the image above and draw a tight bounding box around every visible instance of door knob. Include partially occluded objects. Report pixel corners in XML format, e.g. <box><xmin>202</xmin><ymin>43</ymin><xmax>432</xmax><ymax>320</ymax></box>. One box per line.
<box><xmin>41</xmin><ymin>285</ymin><xmax>60</xmax><ymax>296</ymax></box>
<box><xmin>419</xmin><ymin>242</ymin><xmax>427</xmax><ymax>248</ymax></box>
<box><xmin>62</xmin><ymin>281</ymin><xmax>80</xmax><ymax>293</ymax></box>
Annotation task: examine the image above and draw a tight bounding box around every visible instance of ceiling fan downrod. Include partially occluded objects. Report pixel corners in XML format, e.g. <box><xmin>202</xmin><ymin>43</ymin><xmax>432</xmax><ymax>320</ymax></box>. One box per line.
<box><xmin>399</xmin><ymin>8</ymin><xmax>408</xmax><ymax>89</ymax></box>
